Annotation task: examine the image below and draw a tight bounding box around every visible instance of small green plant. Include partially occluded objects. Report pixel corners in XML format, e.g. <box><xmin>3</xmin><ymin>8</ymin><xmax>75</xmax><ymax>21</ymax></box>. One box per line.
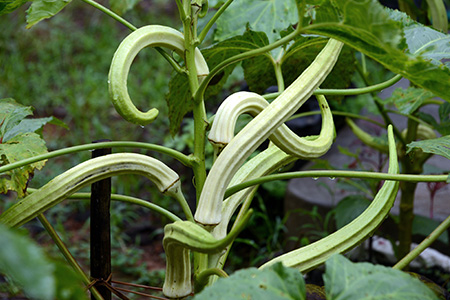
<box><xmin>1</xmin><ymin>0</ymin><xmax>450</xmax><ymax>299</ymax></box>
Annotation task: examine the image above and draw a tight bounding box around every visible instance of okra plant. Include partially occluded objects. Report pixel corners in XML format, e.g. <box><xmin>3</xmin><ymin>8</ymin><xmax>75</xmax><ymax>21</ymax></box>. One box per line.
<box><xmin>1</xmin><ymin>0</ymin><xmax>450</xmax><ymax>299</ymax></box>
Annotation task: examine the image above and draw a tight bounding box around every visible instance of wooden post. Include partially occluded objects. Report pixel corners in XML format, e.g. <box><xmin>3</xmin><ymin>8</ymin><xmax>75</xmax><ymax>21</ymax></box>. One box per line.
<box><xmin>90</xmin><ymin>141</ymin><xmax>112</xmax><ymax>300</ymax></box>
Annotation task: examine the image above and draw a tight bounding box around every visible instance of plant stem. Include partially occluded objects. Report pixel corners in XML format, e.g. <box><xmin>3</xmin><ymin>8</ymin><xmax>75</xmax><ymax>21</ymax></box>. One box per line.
<box><xmin>356</xmin><ymin>63</ymin><xmax>406</xmax><ymax>145</ymax></box>
<box><xmin>181</xmin><ymin>1</ymin><xmax>208</xmax><ymax>199</ymax></box>
<box><xmin>198</xmin><ymin>0</ymin><xmax>234</xmax><ymax>43</ymax></box>
<box><xmin>289</xmin><ymin>110</ymin><xmax>386</xmax><ymax>127</ymax></box>
<box><xmin>195</xmin><ymin>26</ymin><xmax>302</xmax><ymax>100</ymax></box>
<box><xmin>80</xmin><ymin>0</ymin><xmax>181</xmax><ymax>73</ymax></box>
<box><xmin>80</xmin><ymin>0</ymin><xmax>137</xmax><ymax>30</ymax></box>
<box><xmin>180</xmin><ymin>1</ymin><xmax>210</xmax><ymax>284</ymax></box>
<box><xmin>393</xmin><ymin>213</ymin><xmax>450</xmax><ymax>270</ymax></box>
<box><xmin>195</xmin><ymin>268</ymin><xmax>228</xmax><ymax>288</ymax></box>
<box><xmin>274</xmin><ymin>58</ymin><xmax>285</xmax><ymax>92</ymax></box>
<box><xmin>0</xmin><ymin>141</ymin><xmax>193</xmax><ymax>175</ymax></box>
<box><xmin>37</xmin><ymin>214</ymin><xmax>104</xmax><ymax>300</ymax></box>
<box><xmin>398</xmin><ymin>118</ymin><xmax>421</xmax><ymax>263</ymax></box>
<box><xmin>175</xmin><ymin>0</ymin><xmax>187</xmax><ymax>22</ymax></box>
<box><xmin>263</xmin><ymin>74</ymin><xmax>402</xmax><ymax>99</ymax></box>
<box><xmin>27</xmin><ymin>189</ymin><xmax>183</xmax><ymax>222</ymax></box>
<box><xmin>224</xmin><ymin>171</ymin><xmax>448</xmax><ymax>198</ymax></box>
<box><xmin>385</xmin><ymin>109</ymin><xmax>433</xmax><ymax>127</ymax></box>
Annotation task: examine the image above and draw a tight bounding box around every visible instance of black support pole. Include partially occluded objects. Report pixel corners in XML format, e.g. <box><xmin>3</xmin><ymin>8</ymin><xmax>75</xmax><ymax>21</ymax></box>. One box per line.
<box><xmin>90</xmin><ymin>140</ymin><xmax>112</xmax><ymax>300</ymax></box>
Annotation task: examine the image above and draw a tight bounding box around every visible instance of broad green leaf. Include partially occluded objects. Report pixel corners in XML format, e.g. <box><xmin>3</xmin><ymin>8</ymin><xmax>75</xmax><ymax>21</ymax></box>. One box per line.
<box><xmin>0</xmin><ymin>0</ymin><xmax>28</xmax><ymax>16</ymax></box>
<box><xmin>408</xmin><ymin>272</ymin><xmax>450</xmax><ymax>300</ymax></box>
<box><xmin>109</xmin><ymin>0</ymin><xmax>141</xmax><ymax>15</ymax></box>
<box><xmin>417</xmin><ymin>103</ymin><xmax>450</xmax><ymax>135</ymax></box>
<box><xmin>334</xmin><ymin>195</ymin><xmax>371</xmax><ymax>229</ymax></box>
<box><xmin>0</xmin><ymin>132</ymin><xmax>48</xmax><ymax>197</ymax></box>
<box><xmin>166</xmin><ymin>72</ymin><xmax>191</xmax><ymax>136</ymax></box>
<box><xmin>203</xmin><ymin>30</ymin><xmax>272</xmax><ymax>97</ymax></box>
<box><xmin>3</xmin><ymin>116</ymin><xmax>64</xmax><ymax>143</ymax></box>
<box><xmin>166</xmin><ymin>30</ymin><xmax>270</xmax><ymax>135</ymax></box>
<box><xmin>0</xmin><ymin>225</ymin><xmax>88</xmax><ymax>300</ymax></box>
<box><xmin>281</xmin><ymin>36</ymin><xmax>356</xmax><ymax>101</ymax></box>
<box><xmin>0</xmin><ymin>98</ymin><xmax>33</xmax><ymax>140</ymax></box>
<box><xmin>437</xmin><ymin>102</ymin><xmax>450</xmax><ymax>135</ymax></box>
<box><xmin>407</xmin><ymin>135</ymin><xmax>450</xmax><ymax>160</ymax></box>
<box><xmin>405</xmin><ymin>25</ymin><xmax>450</xmax><ymax>66</ymax></box>
<box><xmin>0</xmin><ymin>224</ymin><xmax>55</xmax><ymax>299</ymax></box>
<box><xmin>240</xmin><ymin>31</ymin><xmax>274</xmax><ymax>94</ymax></box>
<box><xmin>214</xmin><ymin>0</ymin><xmax>298</xmax><ymax>43</ymax></box>
<box><xmin>193</xmin><ymin>262</ymin><xmax>306</xmax><ymax>300</ymax></box>
<box><xmin>0</xmin><ymin>99</ymin><xmax>53</xmax><ymax>197</ymax></box>
<box><xmin>324</xmin><ymin>254</ymin><xmax>439</xmax><ymax>300</ymax></box>
<box><xmin>380</xmin><ymin>87</ymin><xmax>435</xmax><ymax>115</ymax></box>
<box><xmin>302</xmin><ymin>0</ymin><xmax>450</xmax><ymax>102</ymax></box>
<box><xmin>26</xmin><ymin>0</ymin><xmax>72</xmax><ymax>29</ymax></box>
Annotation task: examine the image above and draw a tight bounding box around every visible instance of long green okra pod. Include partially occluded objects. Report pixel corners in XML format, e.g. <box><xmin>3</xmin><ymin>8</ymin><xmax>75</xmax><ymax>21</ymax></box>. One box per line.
<box><xmin>195</xmin><ymin>38</ymin><xmax>343</xmax><ymax>226</ymax></box>
<box><xmin>260</xmin><ymin>125</ymin><xmax>399</xmax><ymax>272</ymax></box>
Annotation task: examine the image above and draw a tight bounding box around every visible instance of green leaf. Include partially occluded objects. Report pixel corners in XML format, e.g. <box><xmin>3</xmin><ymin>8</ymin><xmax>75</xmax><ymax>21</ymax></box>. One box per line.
<box><xmin>109</xmin><ymin>0</ymin><xmax>141</xmax><ymax>15</ymax></box>
<box><xmin>0</xmin><ymin>98</ymin><xmax>33</xmax><ymax>140</ymax></box>
<box><xmin>214</xmin><ymin>0</ymin><xmax>298</xmax><ymax>43</ymax></box>
<box><xmin>380</xmin><ymin>87</ymin><xmax>435</xmax><ymax>115</ymax></box>
<box><xmin>193</xmin><ymin>263</ymin><xmax>306</xmax><ymax>300</ymax></box>
<box><xmin>324</xmin><ymin>254</ymin><xmax>439</xmax><ymax>300</ymax></box>
<box><xmin>0</xmin><ymin>224</ymin><xmax>55</xmax><ymax>299</ymax></box>
<box><xmin>0</xmin><ymin>225</ymin><xmax>88</xmax><ymax>300</ymax></box>
<box><xmin>0</xmin><ymin>0</ymin><xmax>28</xmax><ymax>16</ymax></box>
<box><xmin>404</xmin><ymin>25</ymin><xmax>450</xmax><ymax>66</ymax></box>
<box><xmin>281</xmin><ymin>36</ymin><xmax>356</xmax><ymax>101</ymax></box>
<box><xmin>0</xmin><ymin>99</ymin><xmax>52</xmax><ymax>197</ymax></box>
<box><xmin>205</xmin><ymin>30</ymin><xmax>271</xmax><ymax>96</ymax></box>
<box><xmin>334</xmin><ymin>195</ymin><xmax>371</xmax><ymax>229</ymax></box>
<box><xmin>417</xmin><ymin>104</ymin><xmax>450</xmax><ymax>136</ymax></box>
<box><xmin>240</xmin><ymin>32</ymin><xmax>274</xmax><ymax>94</ymax></box>
<box><xmin>26</xmin><ymin>0</ymin><xmax>72</xmax><ymax>29</ymax></box>
<box><xmin>166</xmin><ymin>72</ymin><xmax>192</xmax><ymax>136</ymax></box>
<box><xmin>437</xmin><ymin>102</ymin><xmax>450</xmax><ymax>135</ymax></box>
<box><xmin>3</xmin><ymin>116</ymin><xmax>58</xmax><ymax>143</ymax></box>
<box><xmin>166</xmin><ymin>30</ymin><xmax>270</xmax><ymax>135</ymax></box>
<box><xmin>302</xmin><ymin>0</ymin><xmax>450</xmax><ymax>102</ymax></box>
<box><xmin>407</xmin><ymin>135</ymin><xmax>450</xmax><ymax>160</ymax></box>
<box><xmin>0</xmin><ymin>132</ymin><xmax>48</xmax><ymax>197</ymax></box>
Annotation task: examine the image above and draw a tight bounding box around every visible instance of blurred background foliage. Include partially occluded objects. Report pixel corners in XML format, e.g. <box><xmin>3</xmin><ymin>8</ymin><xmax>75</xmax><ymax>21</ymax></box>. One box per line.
<box><xmin>0</xmin><ymin>0</ymin><xmax>190</xmax><ymax>292</ymax></box>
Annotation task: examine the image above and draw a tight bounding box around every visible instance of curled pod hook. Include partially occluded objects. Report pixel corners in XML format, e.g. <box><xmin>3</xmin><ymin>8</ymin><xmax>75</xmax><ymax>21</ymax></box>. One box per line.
<box><xmin>108</xmin><ymin>25</ymin><xmax>209</xmax><ymax>125</ymax></box>
<box><xmin>208</xmin><ymin>91</ymin><xmax>335</xmax><ymax>158</ymax></box>
<box><xmin>195</xmin><ymin>39</ymin><xmax>343</xmax><ymax>226</ymax></box>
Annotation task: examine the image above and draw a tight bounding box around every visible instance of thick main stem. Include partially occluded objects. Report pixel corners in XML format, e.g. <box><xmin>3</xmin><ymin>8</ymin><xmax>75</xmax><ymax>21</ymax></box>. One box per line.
<box><xmin>181</xmin><ymin>1</ymin><xmax>207</xmax><ymax>199</ymax></box>
<box><xmin>397</xmin><ymin>117</ymin><xmax>421</xmax><ymax>264</ymax></box>
<box><xmin>180</xmin><ymin>0</ymin><xmax>209</xmax><ymax>286</ymax></box>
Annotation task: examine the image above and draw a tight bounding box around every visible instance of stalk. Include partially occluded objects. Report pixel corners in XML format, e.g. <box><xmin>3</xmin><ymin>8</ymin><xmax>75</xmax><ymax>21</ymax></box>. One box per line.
<box><xmin>180</xmin><ymin>0</ymin><xmax>210</xmax><ymax>284</ymax></box>
<box><xmin>0</xmin><ymin>141</ymin><xmax>193</xmax><ymax>175</ymax></box>
<box><xmin>37</xmin><ymin>215</ymin><xmax>104</xmax><ymax>300</ymax></box>
<box><xmin>224</xmin><ymin>171</ymin><xmax>448</xmax><ymax>199</ymax></box>
<box><xmin>394</xmin><ymin>214</ymin><xmax>450</xmax><ymax>270</ymax></box>
<box><xmin>397</xmin><ymin>118</ymin><xmax>421</xmax><ymax>263</ymax></box>
<box><xmin>80</xmin><ymin>0</ymin><xmax>180</xmax><ymax>71</ymax></box>
<box><xmin>180</xmin><ymin>0</ymin><xmax>208</xmax><ymax>199</ymax></box>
